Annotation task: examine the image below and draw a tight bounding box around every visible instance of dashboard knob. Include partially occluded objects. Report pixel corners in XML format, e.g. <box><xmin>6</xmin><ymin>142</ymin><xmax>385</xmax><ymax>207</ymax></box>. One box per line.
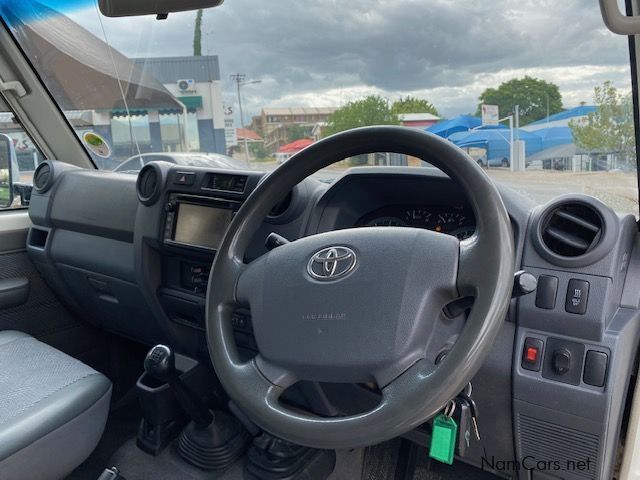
<box><xmin>552</xmin><ymin>349</ymin><xmax>572</xmax><ymax>375</ymax></box>
<box><xmin>512</xmin><ymin>270</ymin><xmax>537</xmax><ymax>298</ymax></box>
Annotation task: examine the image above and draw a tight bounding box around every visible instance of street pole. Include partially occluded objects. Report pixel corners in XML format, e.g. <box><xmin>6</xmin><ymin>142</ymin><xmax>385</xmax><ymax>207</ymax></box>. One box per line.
<box><xmin>230</xmin><ymin>73</ymin><xmax>261</xmax><ymax>163</ymax></box>
<box><xmin>545</xmin><ymin>93</ymin><xmax>550</xmax><ymax>126</ymax></box>
<box><xmin>509</xmin><ymin>115</ymin><xmax>514</xmax><ymax>172</ymax></box>
<box><xmin>514</xmin><ymin>104</ymin><xmax>520</xmax><ymax>171</ymax></box>
<box><xmin>230</xmin><ymin>73</ymin><xmax>249</xmax><ymax>161</ymax></box>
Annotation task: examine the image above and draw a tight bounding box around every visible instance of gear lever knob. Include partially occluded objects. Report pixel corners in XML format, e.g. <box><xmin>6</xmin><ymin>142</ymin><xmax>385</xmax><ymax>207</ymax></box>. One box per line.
<box><xmin>144</xmin><ymin>345</ymin><xmax>177</xmax><ymax>383</ymax></box>
<box><xmin>143</xmin><ymin>345</ymin><xmax>213</xmax><ymax>427</ymax></box>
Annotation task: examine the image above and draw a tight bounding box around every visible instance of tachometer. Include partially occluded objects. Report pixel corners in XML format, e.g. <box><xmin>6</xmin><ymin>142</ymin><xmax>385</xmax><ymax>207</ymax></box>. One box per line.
<box><xmin>366</xmin><ymin>217</ymin><xmax>406</xmax><ymax>227</ymax></box>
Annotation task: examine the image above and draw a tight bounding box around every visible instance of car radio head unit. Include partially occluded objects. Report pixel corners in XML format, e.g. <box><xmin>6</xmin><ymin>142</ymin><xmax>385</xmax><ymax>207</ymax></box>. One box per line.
<box><xmin>163</xmin><ymin>194</ymin><xmax>237</xmax><ymax>251</ymax></box>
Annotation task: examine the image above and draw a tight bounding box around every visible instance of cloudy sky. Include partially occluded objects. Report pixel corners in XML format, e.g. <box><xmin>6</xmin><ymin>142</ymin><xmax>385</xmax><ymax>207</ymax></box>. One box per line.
<box><xmin>64</xmin><ymin>0</ymin><xmax>632</xmax><ymax>120</ymax></box>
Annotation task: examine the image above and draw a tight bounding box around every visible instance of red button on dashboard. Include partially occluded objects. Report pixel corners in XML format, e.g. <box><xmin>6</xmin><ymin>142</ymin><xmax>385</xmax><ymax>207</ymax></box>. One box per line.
<box><xmin>522</xmin><ymin>337</ymin><xmax>544</xmax><ymax>372</ymax></box>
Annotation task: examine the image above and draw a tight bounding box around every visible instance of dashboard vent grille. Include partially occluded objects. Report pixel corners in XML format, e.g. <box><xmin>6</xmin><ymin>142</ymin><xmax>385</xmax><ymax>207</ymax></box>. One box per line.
<box><xmin>540</xmin><ymin>203</ymin><xmax>602</xmax><ymax>257</ymax></box>
<box><xmin>137</xmin><ymin>164</ymin><xmax>160</xmax><ymax>205</ymax></box>
<box><xmin>516</xmin><ymin>414</ymin><xmax>599</xmax><ymax>479</ymax></box>
<box><xmin>33</xmin><ymin>162</ymin><xmax>52</xmax><ymax>193</ymax></box>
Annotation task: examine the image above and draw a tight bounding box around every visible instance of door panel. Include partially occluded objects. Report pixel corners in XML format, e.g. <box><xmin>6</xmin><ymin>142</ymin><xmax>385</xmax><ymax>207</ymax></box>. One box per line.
<box><xmin>0</xmin><ymin>210</ymin><xmax>101</xmax><ymax>358</ymax></box>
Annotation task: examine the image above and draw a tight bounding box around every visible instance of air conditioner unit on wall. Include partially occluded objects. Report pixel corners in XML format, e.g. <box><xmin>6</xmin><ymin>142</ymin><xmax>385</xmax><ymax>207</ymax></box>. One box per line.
<box><xmin>177</xmin><ymin>79</ymin><xmax>196</xmax><ymax>92</ymax></box>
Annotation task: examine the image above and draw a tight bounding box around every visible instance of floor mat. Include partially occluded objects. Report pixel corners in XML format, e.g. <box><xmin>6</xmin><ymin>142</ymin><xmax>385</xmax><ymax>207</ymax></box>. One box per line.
<box><xmin>67</xmin><ymin>400</ymin><xmax>141</xmax><ymax>480</ymax></box>
<box><xmin>107</xmin><ymin>437</ymin><xmax>365</xmax><ymax>480</ymax></box>
<box><xmin>413</xmin><ymin>449</ymin><xmax>504</xmax><ymax>480</ymax></box>
<box><xmin>69</xmin><ymin>408</ymin><xmax>498</xmax><ymax>480</ymax></box>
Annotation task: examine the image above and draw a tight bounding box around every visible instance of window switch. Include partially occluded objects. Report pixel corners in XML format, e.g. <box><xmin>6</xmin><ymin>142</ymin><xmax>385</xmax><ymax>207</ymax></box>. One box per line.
<box><xmin>535</xmin><ymin>275</ymin><xmax>558</xmax><ymax>309</ymax></box>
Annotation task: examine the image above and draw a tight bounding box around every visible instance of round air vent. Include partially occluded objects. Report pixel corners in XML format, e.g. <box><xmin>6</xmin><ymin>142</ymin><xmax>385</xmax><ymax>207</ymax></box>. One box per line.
<box><xmin>137</xmin><ymin>163</ymin><xmax>162</xmax><ymax>205</ymax></box>
<box><xmin>32</xmin><ymin>161</ymin><xmax>54</xmax><ymax>193</ymax></box>
<box><xmin>541</xmin><ymin>203</ymin><xmax>602</xmax><ymax>257</ymax></box>
<box><xmin>531</xmin><ymin>195</ymin><xmax>616</xmax><ymax>267</ymax></box>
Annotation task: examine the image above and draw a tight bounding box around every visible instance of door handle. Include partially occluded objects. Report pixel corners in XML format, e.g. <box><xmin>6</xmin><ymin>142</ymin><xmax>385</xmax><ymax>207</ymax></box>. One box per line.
<box><xmin>0</xmin><ymin>277</ymin><xmax>30</xmax><ymax>309</ymax></box>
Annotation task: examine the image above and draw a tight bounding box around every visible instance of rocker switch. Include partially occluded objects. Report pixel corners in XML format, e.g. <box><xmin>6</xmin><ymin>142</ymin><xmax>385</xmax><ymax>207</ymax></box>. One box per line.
<box><xmin>565</xmin><ymin>279</ymin><xmax>589</xmax><ymax>314</ymax></box>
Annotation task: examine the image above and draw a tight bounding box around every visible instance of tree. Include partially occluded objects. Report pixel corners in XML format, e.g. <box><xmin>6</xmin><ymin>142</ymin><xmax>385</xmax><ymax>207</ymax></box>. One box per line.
<box><xmin>476</xmin><ymin>76</ymin><xmax>563</xmax><ymax>125</ymax></box>
<box><xmin>285</xmin><ymin>124</ymin><xmax>309</xmax><ymax>143</ymax></box>
<box><xmin>325</xmin><ymin>95</ymin><xmax>399</xmax><ymax>136</ymax></box>
<box><xmin>249</xmin><ymin>142</ymin><xmax>269</xmax><ymax>161</ymax></box>
<box><xmin>193</xmin><ymin>9</ymin><xmax>203</xmax><ymax>56</ymax></box>
<box><xmin>391</xmin><ymin>96</ymin><xmax>439</xmax><ymax>116</ymax></box>
<box><xmin>569</xmin><ymin>81</ymin><xmax>635</xmax><ymax>166</ymax></box>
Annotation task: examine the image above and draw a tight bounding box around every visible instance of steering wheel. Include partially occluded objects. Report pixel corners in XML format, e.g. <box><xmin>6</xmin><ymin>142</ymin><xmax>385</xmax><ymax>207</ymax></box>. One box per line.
<box><xmin>206</xmin><ymin>126</ymin><xmax>514</xmax><ymax>449</ymax></box>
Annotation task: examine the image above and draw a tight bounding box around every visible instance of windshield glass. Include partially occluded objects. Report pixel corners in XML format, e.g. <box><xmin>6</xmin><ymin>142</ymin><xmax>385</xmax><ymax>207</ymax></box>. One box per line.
<box><xmin>0</xmin><ymin>0</ymin><xmax>637</xmax><ymax>214</ymax></box>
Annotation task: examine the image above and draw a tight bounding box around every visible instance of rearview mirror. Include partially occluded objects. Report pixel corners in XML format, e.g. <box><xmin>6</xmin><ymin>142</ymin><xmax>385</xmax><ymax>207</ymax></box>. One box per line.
<box><xmin>98</xmin><ymin>0</ymin><xmax>224</xmax><ymax>17</ymax></box>
<box><xmin>0</xmin><ymin>134</ymin><xmax>16</xmax><ymax>209</ymax></box>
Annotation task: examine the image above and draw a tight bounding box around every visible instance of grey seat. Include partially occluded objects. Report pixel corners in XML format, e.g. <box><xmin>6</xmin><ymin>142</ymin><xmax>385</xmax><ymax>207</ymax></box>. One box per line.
<box><xmin>0</xmin><ymin>330</ymin><xmax>112</xmax><ymax>480</ymax></box>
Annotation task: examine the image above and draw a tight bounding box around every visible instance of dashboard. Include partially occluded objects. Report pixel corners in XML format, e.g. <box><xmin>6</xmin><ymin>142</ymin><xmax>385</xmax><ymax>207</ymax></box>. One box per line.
<box><xmin>23</xmin><ymin>159</ymin><xmax>640</xmax><ymax>480</ymax></box>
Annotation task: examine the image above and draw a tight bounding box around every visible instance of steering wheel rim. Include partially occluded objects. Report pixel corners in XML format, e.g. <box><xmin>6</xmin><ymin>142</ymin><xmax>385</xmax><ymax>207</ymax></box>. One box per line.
<box><xmin>206</xmin><ymin>126</ymin><xmax>514</xmax><ymax>449</ymax></box>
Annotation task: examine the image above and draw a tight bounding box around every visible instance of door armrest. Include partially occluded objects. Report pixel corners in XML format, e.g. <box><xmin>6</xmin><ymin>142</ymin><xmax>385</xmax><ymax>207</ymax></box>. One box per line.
<box><xmin>0</xmin><ymin>277</ymin><xmax>30</xmax><ymax>309</ymax></box>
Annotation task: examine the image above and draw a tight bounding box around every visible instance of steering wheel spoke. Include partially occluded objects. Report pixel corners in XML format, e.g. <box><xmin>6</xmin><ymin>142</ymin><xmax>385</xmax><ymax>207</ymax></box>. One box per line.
<box><xmin>234</xmin><ymin>257</ymin><xmax>261</xmax><ymax>308</ymax></box>
<box><xmin>255</xmin><ymin>354</ymin><xmax>299</xmax><ymax>389</ymax></box>
<box><xmin>457</xmin><ymin>236</ymin><xmax>489</xmax><ymax>297</ymax></box>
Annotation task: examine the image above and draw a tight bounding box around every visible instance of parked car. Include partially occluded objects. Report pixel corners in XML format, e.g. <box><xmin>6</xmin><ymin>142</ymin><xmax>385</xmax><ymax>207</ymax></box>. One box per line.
<box><xmin>113</xmin><ymin>152</ymin><xmax>250</xmax><ymax>173</ymax></box>
<box><xmin>476</xmin><ymin>155</ymin><xmax>510</xmax><ymax>168</ymax></box>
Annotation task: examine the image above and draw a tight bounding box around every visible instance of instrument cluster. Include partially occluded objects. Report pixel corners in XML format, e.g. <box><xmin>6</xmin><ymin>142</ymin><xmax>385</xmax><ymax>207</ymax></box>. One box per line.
<box><xmin>356</xmin><ymin>205</ymin><xmax>475</xmax><ymax>240</ymax></box>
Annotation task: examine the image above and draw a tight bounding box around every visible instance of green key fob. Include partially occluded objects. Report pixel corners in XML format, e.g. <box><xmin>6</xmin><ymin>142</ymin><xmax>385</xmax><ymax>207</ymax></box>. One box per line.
<box><xmin>429</xmin><ymin>413</ymin><xmax>458</xmax><ymax>465</ymax></box>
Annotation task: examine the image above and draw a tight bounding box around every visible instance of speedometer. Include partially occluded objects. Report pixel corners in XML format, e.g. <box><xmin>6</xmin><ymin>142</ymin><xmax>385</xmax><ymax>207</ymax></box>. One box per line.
<box><xmin>434</xmin><ymin>211</ymin><xmax>474</xmax><ymax>239</ymax></box>
<box><xmin>435</xmin><ymin>212</ymin><xmax>467</xmax><ymax>231</ymax></box>
<box><xmin>404</xmin><ymin>208</ymin><xmax>432</xmax><ymax>227</ymax></box>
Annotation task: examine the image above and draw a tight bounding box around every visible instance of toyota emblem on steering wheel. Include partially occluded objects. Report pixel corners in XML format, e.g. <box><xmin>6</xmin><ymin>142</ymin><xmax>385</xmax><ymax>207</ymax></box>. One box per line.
<box><xmin>307</xmin><ymin>246</ymin><xmax>357</xmax><ymax>280</ymax></box>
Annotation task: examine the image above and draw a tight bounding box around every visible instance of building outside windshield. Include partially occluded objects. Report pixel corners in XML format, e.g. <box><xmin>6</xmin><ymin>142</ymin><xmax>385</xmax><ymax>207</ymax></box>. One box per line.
<box><xmin>0</xmin><ymin>0</ymin><xmax>637</xmax><ymax>215</ymax></box>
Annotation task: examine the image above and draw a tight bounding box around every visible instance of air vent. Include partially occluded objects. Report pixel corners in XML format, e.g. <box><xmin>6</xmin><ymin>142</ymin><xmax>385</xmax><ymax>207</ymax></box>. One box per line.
<box><xmin>540</xmin><ymin>203</ymin><xmax>602</xmax><ymax>257</ymax></box>
<box><xmin>532</xmin><ymin>195</ymin><xmax>616</xmax><ymax>268</ymax></box>
<box><xmin>32</xmin><ymin>162</ymin><xmax>53</xmax><ymax>193</ymax></box>
<box><xmin>137</xmin><ymin>164</ymin><xmax>161</xmax><ymax>205</ymax></box>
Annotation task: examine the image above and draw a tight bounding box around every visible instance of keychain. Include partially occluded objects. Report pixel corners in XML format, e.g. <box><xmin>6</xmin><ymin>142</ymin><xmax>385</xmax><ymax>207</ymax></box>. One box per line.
<box><xmin>429</xmin><ymin>400</ymin><xmax>458</xmax><ymax>465</ymax></box>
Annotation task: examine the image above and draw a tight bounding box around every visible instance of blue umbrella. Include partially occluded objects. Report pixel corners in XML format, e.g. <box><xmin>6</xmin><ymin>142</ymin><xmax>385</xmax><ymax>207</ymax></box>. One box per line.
<box><xmin>427</xmin><ymin>115</ymin><xmax>509</xmax><ymax>138</ymax></box>
<box><xmin>534</xmin><ymin>126</ymin><xmax>574</xmax><ymax>150</ymax></box>
<box><xmin>426</xmin><ymin>115</ymin><xmax>482</xmax><ymax>137</ymax></box>
<box><xmin>451</xmin><ymin>129</ymin><xmax>543</xmax><ymax>160</ymax></box>
<box><xmin>527</xmin><ymin>106</ymin><xmax>596</xmax><ymax>126</ymax></box>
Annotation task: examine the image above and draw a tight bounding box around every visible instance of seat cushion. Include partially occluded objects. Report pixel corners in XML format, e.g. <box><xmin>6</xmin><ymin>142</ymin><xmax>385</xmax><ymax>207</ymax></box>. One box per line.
<box><xmin>0</xmin><ymin>330</ymin><xmax>112</xmax><ymax>480</ymax></box>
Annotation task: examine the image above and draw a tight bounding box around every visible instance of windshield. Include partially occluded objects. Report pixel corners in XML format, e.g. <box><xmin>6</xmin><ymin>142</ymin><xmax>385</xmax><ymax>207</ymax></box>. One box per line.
<box><xmin>0</xmin><ymin>0</ymin><xmax>637</xmax><ymax>215</ymax></box>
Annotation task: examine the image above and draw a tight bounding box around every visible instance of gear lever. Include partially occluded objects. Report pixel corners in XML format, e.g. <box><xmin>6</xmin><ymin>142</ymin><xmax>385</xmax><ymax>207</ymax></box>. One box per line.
<box><xmin>144</xmin><ymin>345</ymin><xmax>249</xmax><ymax>470</ymax></box>
<box><xmin>144</xmin><ymin>345</ymin><xmax>213</xmax><ymax>427</ymax></box>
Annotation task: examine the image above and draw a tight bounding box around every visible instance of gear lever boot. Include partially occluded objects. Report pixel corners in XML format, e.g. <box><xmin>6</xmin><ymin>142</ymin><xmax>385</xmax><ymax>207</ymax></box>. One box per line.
<box><xmin>244</xmin><ymin>433</ymin><xmax>336</xmax><ymax>479</ymax></box>
<box><xmin>177</xmin><ymin>410</ymin><xmax>250</xmax><ymax>470</ymax></box>
<box><xmin>144</xmin><ymin>345</ymin><xmax>249</xmax><ymax>470</ymax></box>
